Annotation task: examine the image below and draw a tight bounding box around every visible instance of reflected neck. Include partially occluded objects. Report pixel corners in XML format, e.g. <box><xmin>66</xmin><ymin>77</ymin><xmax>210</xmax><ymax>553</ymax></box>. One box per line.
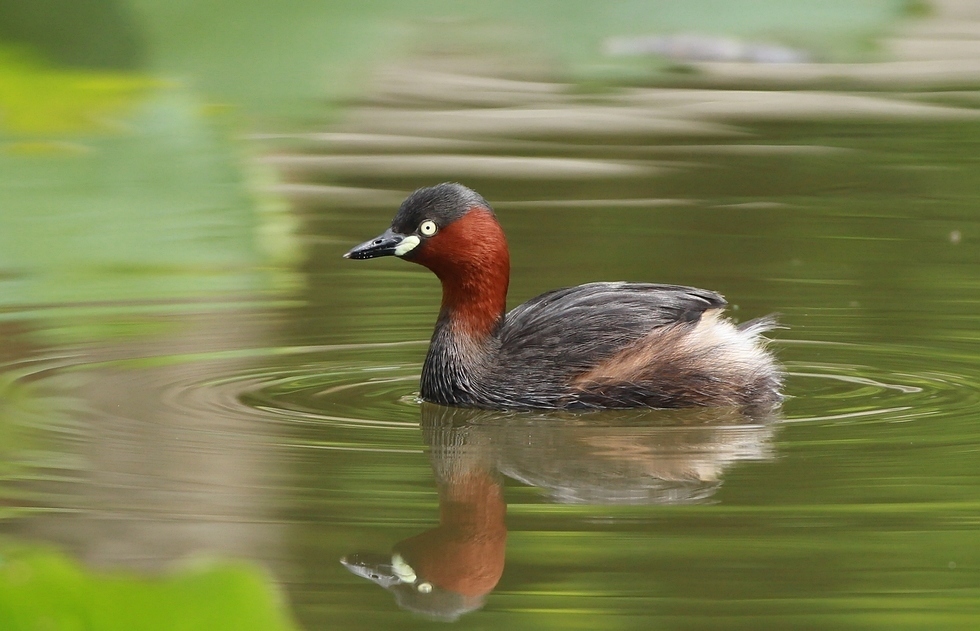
<box><xmin>396</xmin><ymin>471</ymin><xmax>507</xmax><ymax>598</ymax></box>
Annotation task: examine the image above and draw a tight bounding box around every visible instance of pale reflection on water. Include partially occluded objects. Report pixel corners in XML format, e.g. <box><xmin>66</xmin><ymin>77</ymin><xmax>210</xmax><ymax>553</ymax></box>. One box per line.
<box><xmin>2</xmin><ymin>311</ymin><xmax>289</xmax><ymax>572</ymax></box>
<box><xmin>342</xmin><ymin>403</ymin><xmax>778</xmax><ymax>621</ymax></box>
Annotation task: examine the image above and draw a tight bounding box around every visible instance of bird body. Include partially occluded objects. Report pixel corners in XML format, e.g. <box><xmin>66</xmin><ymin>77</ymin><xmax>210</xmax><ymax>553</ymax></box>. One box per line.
<box><xmin>345</xmin><ymin>183</ymin><xmax>781</xmax><ymax>410</ymax></box>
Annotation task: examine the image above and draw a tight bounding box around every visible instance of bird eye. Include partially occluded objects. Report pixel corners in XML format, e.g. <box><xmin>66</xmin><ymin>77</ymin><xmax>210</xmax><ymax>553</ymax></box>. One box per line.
<box><xmin>419</xmin><ymin>220</ymin><xmax>437</xmax><ymax>236</ymax></box>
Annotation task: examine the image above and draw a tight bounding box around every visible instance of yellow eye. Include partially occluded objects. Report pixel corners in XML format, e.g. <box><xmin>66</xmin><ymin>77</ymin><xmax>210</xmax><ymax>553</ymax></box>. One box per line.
<box><xmin>419</xmin><ymin>220</ymin><xmax>437</xmax><ymax>236</ymax></box>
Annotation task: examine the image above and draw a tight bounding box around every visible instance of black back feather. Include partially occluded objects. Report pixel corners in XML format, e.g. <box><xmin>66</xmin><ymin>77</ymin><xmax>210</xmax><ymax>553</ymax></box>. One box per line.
<box><xmin>498</xmin><ymin>282</ymin><xmax>726</xmax><ymax>374</ymax></box>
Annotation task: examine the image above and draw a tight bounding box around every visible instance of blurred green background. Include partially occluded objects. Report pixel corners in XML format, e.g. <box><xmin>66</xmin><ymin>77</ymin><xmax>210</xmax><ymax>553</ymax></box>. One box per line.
<box><xmin>0</xmin><ymin>0</ymin><xmax>911</xmax><ymax>312</ymax></box>
<box><xmin>5</xmin><ymin>1</ymin><xmax>980</xmax><ymax>630</ymax></box>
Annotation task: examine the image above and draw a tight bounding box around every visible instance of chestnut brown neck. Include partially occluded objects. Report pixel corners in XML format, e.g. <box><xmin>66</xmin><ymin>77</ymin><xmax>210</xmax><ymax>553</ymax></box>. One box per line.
<box><xmin>414</xmin><ymin>208</ymin><xmax>510</xmax><ymax>339</ymax></box>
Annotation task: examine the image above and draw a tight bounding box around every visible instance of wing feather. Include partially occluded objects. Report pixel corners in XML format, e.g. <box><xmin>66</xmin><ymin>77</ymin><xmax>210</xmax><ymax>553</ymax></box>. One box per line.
<box><xmin>497</xmin><ymin>282</ymin><xmax>726</xmax><ymax>373</ymax></box>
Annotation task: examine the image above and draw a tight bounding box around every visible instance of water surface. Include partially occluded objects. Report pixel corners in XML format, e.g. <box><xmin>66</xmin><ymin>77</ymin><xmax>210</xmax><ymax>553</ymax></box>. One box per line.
<box><xmin>3</xmin><ymin>30</ymin><xmax>980</xmax><ymax>631</ymax></box>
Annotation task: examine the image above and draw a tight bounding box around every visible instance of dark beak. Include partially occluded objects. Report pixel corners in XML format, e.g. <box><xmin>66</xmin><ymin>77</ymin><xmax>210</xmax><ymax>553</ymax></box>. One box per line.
<box><xmin>343</xmin><ymin>228</ymin><xmax>409</xmax><ymax>260</ymax></box>
<box><xmin>340</xmin><ymin>553</ymin><xmax>403</xmax><ymax>589</ymax></box>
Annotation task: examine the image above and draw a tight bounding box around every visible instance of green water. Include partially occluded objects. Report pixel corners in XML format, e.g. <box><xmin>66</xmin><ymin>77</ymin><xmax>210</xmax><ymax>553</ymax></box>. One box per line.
<box><xmin>275</xmin><ymin>116</ymin><xmax>980</xmax><ymax>629</ymax></box>
<box><xmin>2</xmin><ymin>1</ymin><xmax>980</xmax><ymax>630</ymax></box>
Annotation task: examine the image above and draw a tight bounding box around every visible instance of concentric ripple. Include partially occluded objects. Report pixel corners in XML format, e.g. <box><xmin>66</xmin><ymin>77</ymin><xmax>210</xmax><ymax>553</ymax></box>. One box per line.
<box><xmin>780</xmin><ymin>339</ymin><xmax>980</xmax><ymax>425</ymax></box>
<box><xmin>4</xmin><ymin>335</ymin><xmax>977</xmax><ymax>455</ymax></box>
<box><xmin>5</xmin><ymin>331</ymin><xmax>974</xmax><ymax>520</ymax></box>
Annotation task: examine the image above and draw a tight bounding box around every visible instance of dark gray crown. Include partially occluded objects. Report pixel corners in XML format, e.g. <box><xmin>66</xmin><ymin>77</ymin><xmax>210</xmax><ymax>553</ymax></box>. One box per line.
<box><xmin>391</xmin><ymin>183</ymin><xmax>493</xmax><ymax>233</ymax></box>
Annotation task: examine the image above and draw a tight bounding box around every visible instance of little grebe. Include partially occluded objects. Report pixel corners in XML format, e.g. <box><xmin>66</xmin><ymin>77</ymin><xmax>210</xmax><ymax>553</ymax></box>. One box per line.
<box><xmin>345</xmin><ymin>183</ymin><xmax>781</xmax><ymax>410</ymax></box>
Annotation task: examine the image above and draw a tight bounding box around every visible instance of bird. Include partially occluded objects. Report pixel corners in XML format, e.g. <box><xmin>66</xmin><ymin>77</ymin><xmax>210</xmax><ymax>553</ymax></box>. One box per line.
<box><xmin>344</xmin><ymin>183</ymin><xmax>781</xmax><ymax>410</ymax></box>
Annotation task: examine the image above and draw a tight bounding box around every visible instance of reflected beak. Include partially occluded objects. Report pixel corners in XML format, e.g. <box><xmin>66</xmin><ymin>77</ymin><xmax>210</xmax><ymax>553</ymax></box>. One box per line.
<box><xmin>343</xmin><ymin>228</ymin><xmax>420</xmax><ymax>260</ymax></box>
<box><xmin>340</xmin><ymin>553</ymin><xmax>403</xmax><ymax>589</ymax></box>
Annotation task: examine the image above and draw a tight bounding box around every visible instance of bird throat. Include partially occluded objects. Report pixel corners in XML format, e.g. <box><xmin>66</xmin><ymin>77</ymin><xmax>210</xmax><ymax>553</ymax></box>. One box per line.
<box><xmin>418</xmin><ymin>209</ymin><xmax>510</xmax><ymax>339</ymax></box>
<box><xmin>415</xmin><ymin>209</ymin><xmax>510</xmax><ymax>405</ymax></box>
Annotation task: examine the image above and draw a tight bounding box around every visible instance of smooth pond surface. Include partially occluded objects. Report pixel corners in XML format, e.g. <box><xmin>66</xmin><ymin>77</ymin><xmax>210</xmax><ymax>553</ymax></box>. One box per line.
<box><xmin>4</xmin><ymin>38</ymin><xmax>980</xmax><ymax>631</ymax></box>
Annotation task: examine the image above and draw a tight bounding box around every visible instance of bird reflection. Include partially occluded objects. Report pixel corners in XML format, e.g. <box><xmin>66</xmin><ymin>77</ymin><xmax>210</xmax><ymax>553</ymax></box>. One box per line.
<box><xmin>341</xmin><ymin>402</ymin><xmax>780</xmax><ymax>621</ymax></box>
